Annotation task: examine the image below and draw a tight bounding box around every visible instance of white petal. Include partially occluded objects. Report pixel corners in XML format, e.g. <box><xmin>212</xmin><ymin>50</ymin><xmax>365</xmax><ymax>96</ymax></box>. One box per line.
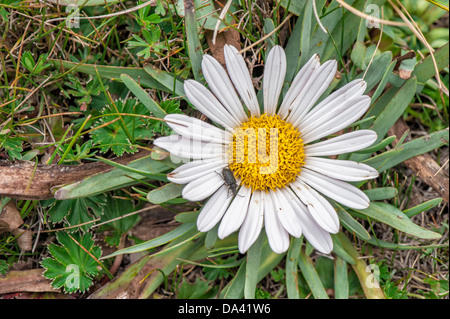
<box><xmin>182</xmin><ymin>172</ymin><xmax>225</xmax><ymax>201</ymax></box>
<box><xmin>264</xmin><ymin>190</ymin><xmax>290</xmax><ymax>254</ymax></box>
<box><xmin>202</xmin><ymin>54</ymin><xmax>248</xmax><ymax>123</ymax></box>
<box><xmin>304</xmin><ymin>157</ymin><xmax>379</xmax><ymax>181</ymax></box>
<box><xmin>270</xmin><ymin>189</ymin><xmax>302</xmax><ymax>238</ymax></box>
<box><xmin>164</xmin><ymin>113</ymin><xmax>231</xmax><ymax>144</ymax></box>
<box><xmin>291</xmin><ymin>179</ymin><xmax>340</xmax><ymax>234</ymax></box>
<box><xmin>218</xmin><ymin>186</ymin><xmax>252</xmax><ymax>239</ymax></box>
<box><xmin>304</xmin><ymin>130</ymin><xmax>377</xmax><ymax>156</ymax></box>
<box><xmin>263</xmin><ymin>45</ymin><xmax>286</xmax><ymax>116</ymax></box>
<box><xmin>224</xmin><ymin>45</ymin><xmax>260</xmax><ymax>116</ymax></box>
<box><xmin>167</xmin><ymin>158</ymin><xmax>227</xmax><ymax>184</ymax></box>
<box><xmin>286</xmin><ymin>60</ymin><xmax>337</xmax><ymax>125</ymax></box>
<box><xmin>184</xmin><ymin>79</ymin><xmax>240</xmax><ymax>129</ymax></box>
<box><xmin>301</xmin><ymin>96</ymin><xmax>371</xmax><ymax>144</ymax></box>
<box><xmin>238</xmin><ymin>190</ymin><xmax>264</xmax><ymax>253</ymax></box>
<box><xmin>285</xmin><ymin>189</ymin><xmax>333</xmax><ymax>254</ymax></box>
<box><xmin>300</xmin><ymin>168</ymin><xmax>370</xmax><ymax>209</ymax></box>
<box><xmin>196</xmin><ymin>185</ymin><xmax>232</xmax><ymax>232</ymax></box>
<box><xmin>298</xmin><ymin>79</ymin><xmax>367</xmax><ymax>130</ymax></box>
<box><xmin>278</xmin><ymin>54</ymin><xmax>320</xmax><ymax>119</ymax></box>
<box><xmin>153</xmin><ymin>135</ymin><xmax>225</xmax><ymax>160</ymax></box>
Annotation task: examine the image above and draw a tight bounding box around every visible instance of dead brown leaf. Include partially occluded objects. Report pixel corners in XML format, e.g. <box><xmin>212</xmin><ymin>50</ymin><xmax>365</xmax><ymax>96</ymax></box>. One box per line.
<box><xmin>0</xmin><ymin>269</ymin><xmax>58</xmax><ymax>294</ymax></box>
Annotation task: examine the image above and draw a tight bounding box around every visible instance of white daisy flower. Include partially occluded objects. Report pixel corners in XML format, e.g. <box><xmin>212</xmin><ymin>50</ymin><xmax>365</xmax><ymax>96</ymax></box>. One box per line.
<box><xmin>154</xmin><ymin>45</ymin><xmax>379</xmax><ymax>255</ymax></box>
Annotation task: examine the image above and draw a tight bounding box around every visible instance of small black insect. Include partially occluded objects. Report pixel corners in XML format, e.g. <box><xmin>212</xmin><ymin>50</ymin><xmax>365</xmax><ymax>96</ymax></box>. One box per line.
<box><xmin>222</xmin><ymin>168</ymin><xmax>238</xmax><ymax>196</ymax></box>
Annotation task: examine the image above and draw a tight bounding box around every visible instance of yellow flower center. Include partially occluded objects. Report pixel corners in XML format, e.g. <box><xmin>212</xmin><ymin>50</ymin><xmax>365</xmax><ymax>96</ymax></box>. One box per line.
<box><xmin>228</xmin><ymin>113</ymin><xmax>305</xmax><ymax>191</ymax></box>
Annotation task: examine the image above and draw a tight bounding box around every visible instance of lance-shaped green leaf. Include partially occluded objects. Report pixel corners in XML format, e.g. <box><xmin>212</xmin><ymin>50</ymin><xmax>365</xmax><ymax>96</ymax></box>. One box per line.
<box><xmin>244</xmin><ymin>233</ymin><xmax>263</xmax><ymax>299</ymax></box>
<box><xmin>335</xmin><ymin>203</ymin><xmax>371</xmax><ymax>241</ymax></box>
<box><xmin>147</xmin><ymin>183</ymin><xmax>184</xmax><ymax>204</ymax></box>
<box><xmin>286</xmin><ymin>237</ymin><xmax>302</xmax><ymax>299</ymax></box>
<box><xmin>363</xmin><ymin>129</ymin><xmax>449</xmax><ymax>173</ymax></box>
<box><xmin>334</xmin><ymin>257</ymin><xmax>349</xmax><ymax>299</ymax></box>
<box><xmin>120</xmin><ymin>74</ymin><xmax>167</xmax><ymax>119</ymax></box>
<box><xmin>103</xmin><ymin>223</ymin><xmax>196</xmax><ymax>258</ymax></box>
<box><xmin>53</xmin><ymin>154</ymin><xmax>170</xmax><ymax>199</ymax></box>
<box><xmin>46</xmin><ymin>0</ymin><xmax>118</xmax><ymax>5</ymax></box>
<box><xmin>50</xmin><ymin>59</ymin><xmax>167</xmax><ymax>91</ymax></box>
<box><xmin>404</xmin><ymin>198</ymin><xmax>443</xmax><ymax>218</ymax></box>
<box><xmin>298</xmin><ymin>248</ymin><xmax>329</xmax><ymax>299</ymax></box>
<box><xmin>352</xmin><ymin>202</ymin><xmax>442</xmax><ymax>240</ymax></box>
<box><xmin>370</xmin><ymin>77</ymin><xmax>417</xmax><ymax>144</ymax></box>
<box><xmin>144</xmin><ymin>65</ymin><xmax>185</xmax><ymax>97</ymax></box>
<box><xmin>184</xmin><ymin>0</ymin><xmax>203</xmax><ymax>81</ymax></box>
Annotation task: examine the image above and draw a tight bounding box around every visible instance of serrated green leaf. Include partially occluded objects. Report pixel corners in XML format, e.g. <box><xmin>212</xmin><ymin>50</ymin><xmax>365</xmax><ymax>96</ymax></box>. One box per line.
<box><xmin>41</xmin><ymin>232</ymin><xmax>102</xmax><ymax>293</ymax></box>
<box><xmin>352</xmin><ymin>202</ymin><xmax>442</xmax><ymax>240</ymax></box>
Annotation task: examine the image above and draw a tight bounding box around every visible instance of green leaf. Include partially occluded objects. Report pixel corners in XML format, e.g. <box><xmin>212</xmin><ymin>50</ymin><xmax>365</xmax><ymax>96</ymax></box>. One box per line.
<box><xmin>363</xmin><ymin>187</ymin><xmax>398</xmax><ymax>201</ymax></box>
<box><xmin>334</xmin><ymin>257</ymin><xmax>349</xmax><ymax>299</ymax></box>
<box><xmin>412</xmin><ymin>42</ymin><xmax>449</xmax><ymax>85</ymax></box>
<box><xmin>352</xmin><ymin>202</ymin><xmax>442</xmax><ymax>240</ymax></box>
<box><xmin>335</xmin><ymin>203</ymin><xmax>371</xmax><ymax>241</ymax></box>
<box><xmin>90</xmin><ymin>98</ymin><xmax>153</xmax><ymax>156</ymax></box>
<box><xmin>144</xmin><ymin>65</ymin><xmax>185</xmax><ymax>97</ymax></box>
<box><xmin>298</xmin><ymin>0</ymin><xmax>313</xmax><ymax>68</ymax></box>
<box><xmin>147</xmin><ymin>183</ymin><xmax>184</xmax><ymax>204</ymax></box>
<box><xmin>46</xmin><ymin>195</ymin><xmax>107</xmax><ymax>232</ymax></box>
<box><xmin>46</xmin><ymin>0</ymin><xmax>118</xmax><ymax>5</ymax></box>
<box><xmin>54</xmin><ymin>153</ymin><xmax>170</xmax><ymax>199</ymax></box>
<box><xmin>103</xmin><ymin>223</ymin><xmax>196</xmax><ymax>258</ymax></box>
<box><xmin>41</xmin><ymin>232</ymin><xmax>102</xmax><ymax>293</ymax></box>
<box><xmin>370</xmin><ymin>77</ymin><xmax>417</xmax><ymax>144</ymax></box>
<box><xmin>404</xmin><ymin>198</ymin><xmax>443</xmax><ymax>218</ymax></box>
<box><xmin>244</xmin><ymin>233</ymin><xmax>263</xmax><ymax>299</ymax></box>
<box><xmin>50</xmin><ymin>59</ymin><xmax>168</xmax><ymax>92</ymax></box>
<box><xmin>298</xmin><ymin>248</ymin><xmax>329</xmax><ymax>299</ymax></box>
<box><xmin>120</xmin><ymin>74</ymin><xmax>167</xmax><ymax>119</ymax></box>
<box><xmin>184</xmin><ymin>0</ymin><xmax>203</xmax><ymax>81</ymax></box>
<box><xmin>331</xmin><ymin>235</ymin><xmax>356</xmax><ymax>265</ymax></box>
<box><xmin>363</xmin><ymin>129</ymin><xmax>449</xmax><ymax>173</ymax></box>
<box><xmin>286</xmin><ymin>237</ymin><xmax>302</xmax><ymax>299</ymax></box>
<box><xmin>98</xmin><ymin>194</ymin><xmax>141</xmax><ymax>247</ymax></box>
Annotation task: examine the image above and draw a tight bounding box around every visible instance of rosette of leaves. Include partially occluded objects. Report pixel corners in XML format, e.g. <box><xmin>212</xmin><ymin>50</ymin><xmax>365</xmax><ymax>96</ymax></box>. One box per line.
<box><xmin>90</xmin><ymin>98</ymin><xmax>154</xmax><ymax>156</ymax></box>
<box><xmin>41</xmin><ymin>231</ymin><xmax>102</xmax><ymax>293</ymax></box>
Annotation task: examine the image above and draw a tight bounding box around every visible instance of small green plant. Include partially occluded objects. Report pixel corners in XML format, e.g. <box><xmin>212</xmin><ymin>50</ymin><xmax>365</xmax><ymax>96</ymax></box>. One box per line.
<box><xmin>90</xmin><ymin>98</ymin><xmax>153</xmax><ymax>156</ymax></box>
<box><xmin>41</xmin><ymin>231</ymin><xmax>103</xmax><ymax>293</ymax></box>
